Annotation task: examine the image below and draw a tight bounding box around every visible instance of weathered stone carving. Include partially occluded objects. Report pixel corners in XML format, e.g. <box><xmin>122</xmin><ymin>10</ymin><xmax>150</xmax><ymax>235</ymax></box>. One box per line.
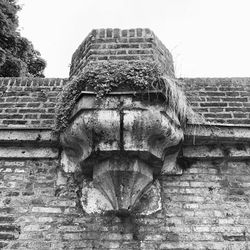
<box><xmin>60</xmin><ymin>92</ymin><xmax>184</xmax><ymax>214</ymax></box>
<box><xmin>57</xmin><ymin>28</ymin><xmax>188</xmax><ymax>215</ymax></box>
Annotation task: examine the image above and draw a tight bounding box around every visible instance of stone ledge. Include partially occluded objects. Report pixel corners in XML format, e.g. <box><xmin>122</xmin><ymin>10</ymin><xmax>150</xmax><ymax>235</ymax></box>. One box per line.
<box><xmin>0</xmin><ymin>128</ymin><xmax>57</xmax><ymax>147</ymax></box>
<box><xmin>0</xmin><ymin>146</ymin><xmax>58</xmax><ymax>159</ymax></box>
<box><xmin>183</xmin><ymin>145</ymin><xmax>250</xmax><ymax>160</ymax></box>
<box><xmin>0</xmin><ymin>125</ymin><xmax>248</xmax><ymax>161</ymax></box>
<box><xmin>184</xmin><ymin>124</ymin><xmax>250</xmax><ymax>145</ymax></box>
<box><xmin>1</xmin><ymin>125</ymin><xmax>249</xmax><ymax>146</ymax></box>
<box><xmin>0</xmin><ymin>128</ymin><xmax>58</xmax><ymax>158</ymax></box>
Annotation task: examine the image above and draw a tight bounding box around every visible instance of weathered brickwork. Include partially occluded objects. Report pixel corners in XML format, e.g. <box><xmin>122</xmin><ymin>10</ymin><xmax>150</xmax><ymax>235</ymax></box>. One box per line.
<box><xmin>0</xmin><ymin>77</ymin><xmax>249</xmax><ymax>127</ymax></box>
<box><xmin>1</xmin><ymin>156</ymin><xmax>250</xmax><ymax>249</ymax></box>
<box><xmin>69</xmin><ymin>28</ymin><xmax>175</xmax><ymax>78</ymax></box>
<box><xmin>159</xmin><ymin>158</ymin><xmax>250</xmax><ymax>249</ymax></box>
<box><xmin>0</xmin><ymin>78</ymin><xmax>65</xmax><ymax>127</ymax></box>
<box><xmin>184</xmin><ymin>78</ymin><xmax>250</xmax><ymax>125</ymax></box>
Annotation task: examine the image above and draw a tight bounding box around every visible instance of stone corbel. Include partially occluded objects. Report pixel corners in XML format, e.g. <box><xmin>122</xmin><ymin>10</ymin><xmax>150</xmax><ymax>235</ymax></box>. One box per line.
<box><xmin>59</xmin><ymin>91</ymin><xmax>184</xmax><ymax>215</ymax></box>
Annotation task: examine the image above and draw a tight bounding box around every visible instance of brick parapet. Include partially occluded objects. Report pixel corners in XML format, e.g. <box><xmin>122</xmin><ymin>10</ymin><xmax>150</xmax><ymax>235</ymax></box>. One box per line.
<box><xmin>69</xmin><ymin>28</ymin><xmax>175</xmax><ymax>78</ymax></box>
<box><xmin>0</xmin><ymin>77</ymin><xmax>249</xmax><ymax>127</ymax></box>
<box><xmin>0</xmin><ymin>77</ymin><xmax>66</xmax><ymax>127</ymax></box>
<box><xmin>183</xmin><ymin>78</ymin><xmax>250</xmax><ymax>125</ymax></box>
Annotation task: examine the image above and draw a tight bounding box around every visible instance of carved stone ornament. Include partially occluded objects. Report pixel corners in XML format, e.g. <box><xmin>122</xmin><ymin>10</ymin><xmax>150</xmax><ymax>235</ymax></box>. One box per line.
<box><xmin>60</xmin><ymin>91</ymin><xmax>184</xmax><ymax>215</ymax></box>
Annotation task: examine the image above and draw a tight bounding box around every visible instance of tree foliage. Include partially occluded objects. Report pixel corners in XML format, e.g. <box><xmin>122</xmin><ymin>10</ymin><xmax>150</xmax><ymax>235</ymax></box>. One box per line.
<box><xmin>0</xmin><ymin>0</ymin><xmax>46</xmax><ymax>77</ymax></box>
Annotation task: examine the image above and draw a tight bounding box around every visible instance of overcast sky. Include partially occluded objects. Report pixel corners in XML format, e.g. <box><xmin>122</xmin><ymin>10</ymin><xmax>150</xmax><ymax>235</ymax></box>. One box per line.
<box><xmin>18</xmin><ymin>0</ymin><xmax>250</xmax><ymax>78</ymax></box>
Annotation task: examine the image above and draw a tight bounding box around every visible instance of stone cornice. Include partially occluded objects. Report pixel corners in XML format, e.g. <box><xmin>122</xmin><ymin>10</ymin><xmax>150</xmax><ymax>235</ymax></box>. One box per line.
<box><xmin>0</xmin><ymin>125</ymin><xmax>249</xmax><ymax>160</ymax></box>
<box><xmin>0</xmin><ymin>128</ymin><xmax>58</xmax><ymax>159</ymax></box>
<box><xmin>0</xmin><ymin>128</ymin><xmax>57</xmax><ymax>146</ymax></box>
<box><xmin>0</xmin><ymin>124</ymin><xmax>249</xmax><ymax>145</ymax></box>
<box><xmin>184</xmin><ymin>124</ymin><xmax>250</xmax><ymax>145</ymax></box>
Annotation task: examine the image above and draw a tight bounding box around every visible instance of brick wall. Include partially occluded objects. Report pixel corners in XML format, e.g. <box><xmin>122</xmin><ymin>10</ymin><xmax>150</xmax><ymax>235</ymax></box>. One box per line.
<box><xmin>184</xmin><ymin>78</ymin><xmax>250</xmax><ymax>125</ymax></box>
<box><xmin>0</xmin><ymin>78</ymin><xmax>65</xmax><ymax>127</ymax></box>
<box><xmin>159</xmin><ymin>158</ymin><xmax>250</xmax><ymax>249</ymax></box>
<box><xmin>69</xmin><ymin>28</ymin><xmax>175</xmax><ymax>78</ymax></box>
<box><xmin>1</xmin><ymin>155</ymin><xmax>250</xmax><ymax>249</ymax></box>
<box><xmin>0</xmin><ymin>77</ymin><xmax>249</xmax><ymax>127</ymax></box>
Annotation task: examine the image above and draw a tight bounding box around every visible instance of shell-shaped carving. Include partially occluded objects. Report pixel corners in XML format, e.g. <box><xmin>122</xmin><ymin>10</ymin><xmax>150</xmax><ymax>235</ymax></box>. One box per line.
<box><xmin>93</xmin><ymin>157</ymin><xmax>153</xmax><ymax>212</ymax></box>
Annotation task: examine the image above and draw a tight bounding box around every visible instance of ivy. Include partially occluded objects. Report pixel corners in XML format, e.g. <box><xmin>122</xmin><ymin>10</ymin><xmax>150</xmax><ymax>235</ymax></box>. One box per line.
<box><xmin>54</xmin><ymin>61</ymin><xmax>188</xmax><ymax>133</ymax></box>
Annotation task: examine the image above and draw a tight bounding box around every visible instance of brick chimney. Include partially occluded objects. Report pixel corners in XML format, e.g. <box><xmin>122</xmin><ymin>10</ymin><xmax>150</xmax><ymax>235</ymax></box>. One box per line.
<box><xmin>69</xmin><ymin>28</ymin><xmax>175</xmax><ymax>78</ymax></box>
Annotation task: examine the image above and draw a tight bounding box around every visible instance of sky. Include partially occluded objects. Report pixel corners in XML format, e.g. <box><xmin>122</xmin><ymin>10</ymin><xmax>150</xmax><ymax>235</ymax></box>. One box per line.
<box><xmin>18</xmin><ymin>0</ymin><xmax>250</xmax><ymax>78</ymax></box>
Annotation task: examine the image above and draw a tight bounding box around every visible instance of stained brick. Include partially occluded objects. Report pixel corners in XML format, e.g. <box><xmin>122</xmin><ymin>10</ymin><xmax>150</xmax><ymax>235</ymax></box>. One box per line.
<box><xmin>0</xmin><ymin>225</ymin><xmax>20</xmax><ymax>232</ymax></box>
<box><xmin>0</xmin><ymin>242</ymin><xmax>8</xmax><ymax>248</ymax></box>
<box><xmin>204</xmin><ymin>113</ymin><xmax>232</xmax><ymax>118</ymax></box>
<box><xmin>0</xmin><ymin>217</ymin><xmax>15</xmax><ymax>223</ymax></box>
<box><xmin>0</xmin><ymin>233</ymin><xmax>16</xmax><ymax>240</ymax></box>
<box><xmin>200</xmin><ymin>103</ymin><xmax>227</xmax><ymax>107</ymax></box>
<box><xmin>233</xmin><ymin>113</ymin><xmax>247</xmax><ymax>118</ymax></box>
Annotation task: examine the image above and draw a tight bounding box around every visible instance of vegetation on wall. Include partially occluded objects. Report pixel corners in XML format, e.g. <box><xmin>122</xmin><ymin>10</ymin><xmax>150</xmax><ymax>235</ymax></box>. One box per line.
<box><xmin>55</xmin><ymin>61</ymin><xmax>189</xmax><ymax>133</ymax></box>
<box><xmin>0</xmin><ymin>0</ymin><xmax>46</xmax><ymax>77</ymax></box>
